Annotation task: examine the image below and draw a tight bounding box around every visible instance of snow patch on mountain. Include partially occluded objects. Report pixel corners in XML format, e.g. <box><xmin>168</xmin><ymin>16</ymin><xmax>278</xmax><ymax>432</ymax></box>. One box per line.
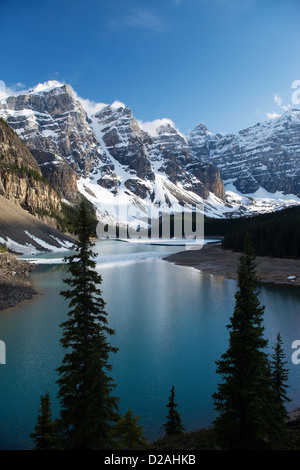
<box><xmin>30</xmin><ymin>80</ymin><xmax>65</xmax><ymax>94</ymax></box>
<box><xmin>224</xmin><ymin>183</ymin><xmax>300</xmax><ymax>216</ymax></box>
<box><xmin>139</xmin><ymin>118</ymin><xmax>176</xmax><ymax>136</ymax></box>
<box><xmin>225</xmin><ymin>182</ymin><xmax>300</xmax><ymax>202</ymax></box>
<box><xmin>0</xmin><ymin>79</ymin><xmax>300</xmax><ymax>235</ymax></box>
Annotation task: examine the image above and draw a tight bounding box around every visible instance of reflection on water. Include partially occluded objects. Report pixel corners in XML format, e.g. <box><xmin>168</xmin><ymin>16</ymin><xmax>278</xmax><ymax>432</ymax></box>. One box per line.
<box><xmin>0</xmin><ymin>240</ymin><xmax>300</xmax><ymax>449</ymax></box>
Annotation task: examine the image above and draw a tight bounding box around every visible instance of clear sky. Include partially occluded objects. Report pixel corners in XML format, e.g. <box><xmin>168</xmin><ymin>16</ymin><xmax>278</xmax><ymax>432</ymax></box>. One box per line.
<box><xmin>1</xmin><ymin>0</ymin><xmax>300</xmax><ymax>135</ymax></box>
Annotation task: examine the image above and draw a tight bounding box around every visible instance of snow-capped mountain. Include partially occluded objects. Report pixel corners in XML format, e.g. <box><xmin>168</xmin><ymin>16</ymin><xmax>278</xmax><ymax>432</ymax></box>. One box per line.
<box><xmin>0</xmin><ymin>80</ymin><xmax>299</xmax><ymax>234</ymax></box>
<box><xmin>0</xmin><ymin>81</ymin><xmax>103</xmax><ymax>203</ymax></box>
<box><xmin>0</xmin><ymin>117</ymin><xmax>76</xmax><ymax>254</ymax></box>
<box><xmin>189</xmin><ymin>111</ymin><xmax>300</xmax><ymax>197</ymax></box>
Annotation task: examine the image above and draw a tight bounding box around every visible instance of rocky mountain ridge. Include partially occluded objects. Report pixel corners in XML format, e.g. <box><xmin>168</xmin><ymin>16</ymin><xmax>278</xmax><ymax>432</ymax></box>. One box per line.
<box><xmin>0</xmin><ymin>82</ymin><xmax>225</xmax><ymax>211</ymax></box>
<box><xmin>0</xmin><ymin>117</ymin><xmax>76</xmax><ymax>254</ymax></box>
<box><xmin>0</xmin><ymin>80</ymin><xmax>299</xmax><ymax>237</ymax></box>
<box><xmin>0</xmin><ymin>117</ymin><xmax>62</xmax><ymax>226</ymax></box>
<box><xmin>188</xmin><ymin>110</ymin><xmax>300</xmax><ymax>196</ymax></box>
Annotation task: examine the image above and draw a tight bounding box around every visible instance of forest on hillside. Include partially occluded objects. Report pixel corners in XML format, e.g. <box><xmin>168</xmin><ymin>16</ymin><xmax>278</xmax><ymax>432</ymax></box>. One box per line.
<box><xmin>204</xmin><ymin>206</ymin><xmax>300</xmax><ymax>259</ymax></box>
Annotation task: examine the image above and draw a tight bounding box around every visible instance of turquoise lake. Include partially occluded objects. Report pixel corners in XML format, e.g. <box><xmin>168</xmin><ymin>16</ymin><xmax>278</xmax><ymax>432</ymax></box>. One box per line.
<box><xmin>0</xmin><ymin>239</ymin><xmax>300</xmax><ymax>449</ymax></box>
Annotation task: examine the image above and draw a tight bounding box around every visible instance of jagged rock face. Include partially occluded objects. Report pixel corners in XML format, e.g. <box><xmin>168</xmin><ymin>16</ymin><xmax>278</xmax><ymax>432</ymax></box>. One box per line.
<box><xmin>0</xmin><ymin>119</ymin><xmax>62</xmax><ymax>226</ymax></box>
<box><xmin>144</xmin><ymin>123</ymin><xmax>189</xmax><ymax>180</ymax></box>
<box><xmin>94</xmin><ymin>104</ymin><xmax>154</xmax><ymax>180</ymax></box>
<box><xmin>1</xmin><ymin>80</ymin><xmax>299</xmax><ymax>224</ymax></box>
<box><xmin>141</xmin><ymin>122</ymin><xmax>224</xmax><ymax>200</ymax></box>
<box><xmin>29</xmin><ymin>148</ymin><xmax>79</xmax><ymax>203</ymax></box>
<box><xmin>0</xmin><ymin>82</ymin><xmax>102</xmax><ymax>202</ymax></box>
<box><xmin>189</xmin><ymin>111</ymin><xmax>300</xmax><ymax>196</ymax></box>
<box><xmin>0</xmin><ymin>81</ymin><xmax>225</xmax><ymax>212</ymax></box>
<box><xmin>189</xmin><ymin>163</ymin><xmax>225</xmax><ymax>200</ymax></box>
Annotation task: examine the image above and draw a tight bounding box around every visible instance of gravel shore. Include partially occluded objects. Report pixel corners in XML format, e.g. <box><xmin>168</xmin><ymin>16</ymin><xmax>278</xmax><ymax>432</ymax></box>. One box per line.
<box><xmin>164</xmin><ymin>242</ymin><xmax>300</xmax><ymax>286</ymax></box>
<box><xmin>0</xmin><ymin>252</ymin><xmax>38</xmax><ymax>311</ymax></box>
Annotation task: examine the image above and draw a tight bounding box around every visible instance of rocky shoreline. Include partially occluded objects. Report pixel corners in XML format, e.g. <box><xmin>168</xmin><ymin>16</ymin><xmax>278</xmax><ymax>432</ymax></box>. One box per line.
<box><xmin>0</xmin><ymin>252</ymin><xmax>38</xmax><ymax>311</ymax></box>
<box><xmin>164</xmin><ymin>242</ymin><xmax>300</xmax><ymax>286</ymax></box>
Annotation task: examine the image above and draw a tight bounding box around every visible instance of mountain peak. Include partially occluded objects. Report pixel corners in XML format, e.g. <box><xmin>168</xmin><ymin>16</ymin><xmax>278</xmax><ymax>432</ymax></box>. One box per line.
<box><xmin>110</xmin><ymin>100</ymin><xmax>126</xmax><ymax>110</ymax></box>
<box><xmin>192</xmin><ymin>122</ymin><xmax>212</xmax><ymax>135</ymax></box>
<box><xmin>139</xmin><ymin>118</ymin><xmax>177</xmax><ymax>137</ymax></box>
<box><xmin>30</xmin><ymin>80</ymin><xmax>65</xmax><ymax>94</ymax></box>
<box><xmin>0</xmin><ymin>79</ymin><xmax>299</xmax><ymax>229</ymax></box>
<box><xmin>282</xmin><ymin>108</ymin><xmax>300</xmax><ymax>120</ymax></box>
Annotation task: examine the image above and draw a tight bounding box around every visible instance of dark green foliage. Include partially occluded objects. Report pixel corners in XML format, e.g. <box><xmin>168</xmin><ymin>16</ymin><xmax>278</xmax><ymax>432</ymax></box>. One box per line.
<box><xmin>0</xmin><ymin>243</ymin><xmax>7</xmax><ymax>253</ymax></box>
<box><xmin>270</xmin><ymin>333</ymin><xmax>291</xmax><ymax>429</ymax></box>
<box><xmin>112</xmin><ymin>408</ymin><xmax>148</xmax><ymax>449</ymax></box>
<box><xmin>152</xmin><ymin>428</ymin><xmax>218</xmax><ymax>450</ymax></box>
<box><xmin>163</xmin><ymin>386</ymin><xmax>185</xmax><ymax>436</ymax></box>
<box><xmin>204</xmin><ymin>214</ymin><xmax>243</xmax><ymax>237</ymax></box>
<box><xmin>56</xmin><ymin>201</ymin><xmax>119</xmax><ymax>449</ymax></box>
<box><xmin>58</xmin><ymin>198</ymin><xmax>97</xmax><ymax>236</ymax></box>
<box><xmin>0</xmin><ymin>117</ymin><xmax>18</xmax><ymax>134</ymax></box>
<box><xmin>213</xmin><ymin>235</ymin><xmax>283</xmax><ymax>449</ymax></box>
<box><xmin>220</xmin><ymin>206</ymin><xmax>300</xmax><ymax>259</ymax></box>
<box><xmin>0</xmin><ymin>117</ymin><xmax>9</xmax><ymax>127</ymax></box>
<box><xmin>0</xmin><ymin>160</ymin><xmax>48</xmax><ymax>185</ymax></box>
<box><xmin>30</xmin><ymin>392</ymin><xmax>58</xmax><ymax>450</ymax></box>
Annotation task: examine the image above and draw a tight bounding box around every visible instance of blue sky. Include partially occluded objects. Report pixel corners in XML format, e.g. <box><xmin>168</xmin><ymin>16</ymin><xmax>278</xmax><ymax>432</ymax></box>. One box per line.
<box><xmin>1</xmin><ymin>0</ymin><xmax>300</xmax><ymax>135</ymax></box>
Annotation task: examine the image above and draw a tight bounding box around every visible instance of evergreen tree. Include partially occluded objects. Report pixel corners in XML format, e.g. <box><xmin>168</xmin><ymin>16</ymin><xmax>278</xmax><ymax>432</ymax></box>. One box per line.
<box><xmin>270</xmin><ymin>333</ymin><xmax>291</xmax><ymax>429</ymax></box>
<box><xmin>56</xmin><ymin>201</ymin><xmax>119</xmax><ymax>450</ymax></box>
<box><xmin>163</xmin><ymin>386</ymin><xmax>184</xmax><ymax>436</ymax></box>
<box><xmin>30</xmin><ymin>392</ymin><xmax>58</xmax><ymax>450</ymax></box>
<box><xmin>212</xmin><ymin>235</ymin><xmax>279</xmax><ymax>449</ymax></box>
<box><xmin>113</xmin><ymin>408</ymin><xmax>148</xmax><ymax>449</ymax></box>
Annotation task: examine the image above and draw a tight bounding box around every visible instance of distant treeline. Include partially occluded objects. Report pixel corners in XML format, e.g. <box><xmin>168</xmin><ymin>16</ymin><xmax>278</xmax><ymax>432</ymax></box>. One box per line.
<box><xmin>204</xmin><ymin>206</ymin><xmax>300</xmax><ymax>259</ymax></box>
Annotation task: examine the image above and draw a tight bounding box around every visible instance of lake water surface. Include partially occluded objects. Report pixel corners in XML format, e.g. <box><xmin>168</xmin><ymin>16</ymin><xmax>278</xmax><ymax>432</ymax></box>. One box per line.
<box><xmin>0</xmin><ymin>240</ymin><xmax>300</xmax><ymax>449</ymax></box>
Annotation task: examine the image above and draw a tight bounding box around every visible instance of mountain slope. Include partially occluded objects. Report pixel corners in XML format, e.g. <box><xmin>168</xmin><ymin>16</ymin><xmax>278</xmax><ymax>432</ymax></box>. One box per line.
<box><xmin>188</xmin><ymin>110</ymin><xmax>300</xmax><ymax>197</ymax></box>
<box><xmin>0</xmin><ymin>80</ymin><xmax>299</xmax><ymax>236</ymax></box>
<box><xmin>0</xmin><ymin>117</ymin><xmax>75</xmax><ymax>253</ymax></box>
<box><xmin>0</xmin><ymin>81</ymin><xmax>228</xmax><ymax>228</ymax></box>
<box><xmin>0</xmin><ymin>117</ymin><xmax>65</xmax><ymax>224</ymax></box>
<box><xmin>0</xmin><ymin>194</ymin><xmax>74</xmax><ymax>254</ymax></box>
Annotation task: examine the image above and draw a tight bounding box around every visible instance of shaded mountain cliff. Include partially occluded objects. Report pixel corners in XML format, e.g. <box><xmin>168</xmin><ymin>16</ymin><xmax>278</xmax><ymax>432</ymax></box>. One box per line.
<box><xmin>0</xmin><ymin>117</ymin><xmax>75</xmax><ymax>253</ymax></box>
<box><xmin>0</xmin><ymin>117</ymin><xmax>62</xmax><ymax>226</ymax></box>
<box><xmin>188</xmin><ymin>111</ymin><xmax>300</xmax><ymax>197</ymax></box>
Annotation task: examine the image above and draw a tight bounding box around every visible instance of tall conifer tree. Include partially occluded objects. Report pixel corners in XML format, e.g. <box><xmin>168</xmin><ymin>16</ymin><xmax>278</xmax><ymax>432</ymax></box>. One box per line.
<box><xmin>163</xmin><ymin>385</ymin><xmax>184</xmax><ymax>436</ymax></box>
<box><xmin>270</xmin><ymin>332</ymin><xmax>291</xmax><ymax>437</ymax></box>
<box><xmin>31</xmin><ymin>392</ymin><xmax>58</xmax><ymax>450</ymax></box>
<box><xmin>113</xmin><ymin>408</ymin><xmax>148</xmax><ymax>449</ymax></box>
<box><xmin>56</xmin><ymin>201</ymin><xmax>119</xmax><ymax>449</ymax></box>
<box><xmin>213</xmin><ymin>234</ymin><xmax>279</xmax><ymax>449</ymax></box>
